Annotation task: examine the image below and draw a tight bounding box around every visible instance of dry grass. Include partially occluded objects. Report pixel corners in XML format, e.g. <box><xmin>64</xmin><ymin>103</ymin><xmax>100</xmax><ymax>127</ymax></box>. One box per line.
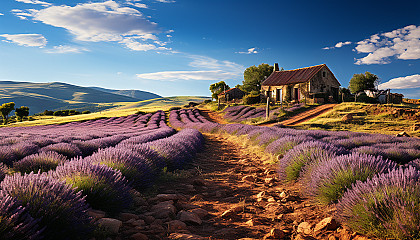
<box><xmin>297</xmin><ymin>102</ymin><xmax>420</xmax><ymax>137</ymax></box>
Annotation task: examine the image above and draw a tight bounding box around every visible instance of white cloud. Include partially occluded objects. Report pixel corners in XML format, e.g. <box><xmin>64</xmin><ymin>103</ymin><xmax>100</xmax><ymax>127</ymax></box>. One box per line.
<box><xmin>355</xmin><ymin>25</ymin><xmax>420</xmax><ymax>65</ymax></box>
<box><xmin>15</xmin><ymin>0</ymin><xmax>51</xmax><ymax>7</ymax></box>
<box><xmin>0</xmin><ymin>33</ymin><xmax>47</xmax><ymax>47</ymax></box>
<box><xmin>379</xmin><ymin>74</ymin><xmax>420</xmax><ymax>89</ymax></box>
<box><xmin>155</xmin><ymin>0</ymin><xmax>175</xmax><ymax>3</ymax></box>
<box><xmin>0</xmin><ymin>13</ymin><xmax>4</xmax><ymax>16</ymax></box>
<box><xmin>127</xmin><ymin>3</ymin><xmax>148</xmax><ymax>8</ymax></box>
<box><xmin>13</xmin><ymin>1</ymin><xmax>168</xmax><ymax>52</ymax></box>
<box><xmin>45</xmin><ymin>45</ymin><xmax>89</xmax><ymax>54</ymax></box>
<box><xmin>323</xmin><ymin>41</ymin><xmax>352</xmax><ymax>50</ymax></box>
<box><xmin>137</xmin><ymin>55</ymin><xmax>245</xmax><ymax>81</ymax></box>
<box><xmin>137</xmin><ymin>70</ymin><xmax>237</xmax><ymax>81</ymax></box>
<box><xmin>237</xmin><ymin>47</ymin><xmax>258</xmax><ymax>54</ymax></box>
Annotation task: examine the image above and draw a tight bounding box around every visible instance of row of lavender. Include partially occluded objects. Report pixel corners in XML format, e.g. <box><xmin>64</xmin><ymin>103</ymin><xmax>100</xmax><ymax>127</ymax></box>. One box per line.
<box><xmin>170</xmin><ymin>108</ymin><xmax>420</xmax><ymax>239</ymax></box>
<box><xmin>221</xmin><ymin>104</ymin><xmax>305</xmax><ymax>122</ymax></box>
<box><xmin>0</xmin><ymin>111</ymin><xmax>170</xmax><ymax>167</ymax></box>
<box><xmin>0</xmin><ymin>112</ymin><xmax>204</xmax><ymax>240</ymax></box>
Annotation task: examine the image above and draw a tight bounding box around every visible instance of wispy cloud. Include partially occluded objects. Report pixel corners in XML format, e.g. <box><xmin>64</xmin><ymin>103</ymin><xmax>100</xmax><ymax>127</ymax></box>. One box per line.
<box><xmin>155</xmin><ymin>0</ymin><xmax>175</xmax><ymax>3</ymax></box>
<box><xmin>45</xmin><ymin>45</ymin><xmax>89</xmax><ymax>54</ymax></box>
<box><xmin>137</xmin><ymin>70</ymin><xmax>237</xmax><ymax>81</ymax></box>
<box><xmin>237</xmin><ymin>47</ymin><xmax>258</xmax><ymax>54</ymax></box>
<box><xmin>355</xmin><ymin>25</ymin><xmax>420</xmax><ymax>65</ymax></box>
<box><xmin>12</xmin><ymin>0</ymin><xmax>170</xmax><ymax>52</ymax></box>
<box><xmin>322</xmin><ymin>41</ymin><xmax>352</xmax><ymax>50</ymax></box>
<box><xmin>0</xmin><ymin>33</ymin><xmax>47</xmax><ymax>47</ymax></box>
<box><xmin>0</xmin><ymin>13</ymin><xmax>4</xmax><ymax>16</ymax></box>
<box><xmin>379</xmin><ymin>74</ymin><xmax>420</xmax><ymax>89</ymax></box>
<box><xmin>15</xmin><ymin>0</ymin><xmax>51</xmax><ymax>7</ymax></box>
<box><xmin>137</xmin><ymin>55</ymin><xmax>245</xmax><ymax>81</ymax></box>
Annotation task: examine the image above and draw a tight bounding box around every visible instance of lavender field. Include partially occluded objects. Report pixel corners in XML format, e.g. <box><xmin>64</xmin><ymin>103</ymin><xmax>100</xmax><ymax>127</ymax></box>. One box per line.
<box><xmin>170</xmin><ymin>108</ymin><xmax>420</xmax><ymax>239</ymax></box>
<box><xmin>221</xmin><ymin>104</ymin><xmax>305</xmax><ymax>123</ymax></box>
<box><xmin>0</xmin><ymin>111</ymin><xmax>204</xmax><ymax>239</ymax></box>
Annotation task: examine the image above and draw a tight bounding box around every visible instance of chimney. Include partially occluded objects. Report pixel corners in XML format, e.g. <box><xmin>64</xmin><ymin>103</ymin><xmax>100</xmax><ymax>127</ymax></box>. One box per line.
<box><xmin>274</xmin><ymin>63</ymin><xmax>279</xmax><ymax>72</ymax></box>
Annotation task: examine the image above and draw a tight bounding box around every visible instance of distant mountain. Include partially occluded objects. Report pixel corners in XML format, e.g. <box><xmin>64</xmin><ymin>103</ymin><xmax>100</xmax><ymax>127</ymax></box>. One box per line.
<box><xmin>89</xmin><ymin>87</ymin><xmax>161</xmax><ymax>101</ymax></box>
<box><xmin>0</xmin><ymin>81</ymin><xmax>161</xmax><ymax>114</ymax></box>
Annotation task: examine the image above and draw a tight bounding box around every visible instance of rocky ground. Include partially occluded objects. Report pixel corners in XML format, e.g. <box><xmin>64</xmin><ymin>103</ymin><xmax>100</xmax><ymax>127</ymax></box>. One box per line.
<box><xmin>90</xmin><ymin>134</ymin><xmax>374</xmax><ymax>240</ymax></box>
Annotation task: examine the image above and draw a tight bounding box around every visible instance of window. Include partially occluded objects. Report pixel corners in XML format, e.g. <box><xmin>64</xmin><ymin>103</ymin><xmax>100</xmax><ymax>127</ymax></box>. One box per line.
<box><xmin>323</xmin><ymin>71</ymin><xmax>326</xmax><ymax>77</ymax></box>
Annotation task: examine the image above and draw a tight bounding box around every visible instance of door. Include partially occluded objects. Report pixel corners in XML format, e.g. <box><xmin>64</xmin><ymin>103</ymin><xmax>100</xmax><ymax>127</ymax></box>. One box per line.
<box><xmin>294</xmin><ymin>88</ymin><xmax>300</xmax><ymax>101</ymax></box>
<box><xmin>276</xmin><ymin>89</ymin><xmax>282</xmax><ymax>102</ymax></box>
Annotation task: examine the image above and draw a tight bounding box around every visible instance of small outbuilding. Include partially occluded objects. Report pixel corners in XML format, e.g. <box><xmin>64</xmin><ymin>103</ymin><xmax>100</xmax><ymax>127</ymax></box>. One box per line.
<box><xmin>261</xmin><ymin>63</ymin><xmax>341</xmax><ymax>103</ymax></box>
<box><xmin>218</xmin><ymin>87</ymin><xmax>245</xmax><ymax>102</ymax></box>
<box><xmin>365</xmin><ymin>89</ymin><xmax>404</xmax><ymax>104</ymax></box>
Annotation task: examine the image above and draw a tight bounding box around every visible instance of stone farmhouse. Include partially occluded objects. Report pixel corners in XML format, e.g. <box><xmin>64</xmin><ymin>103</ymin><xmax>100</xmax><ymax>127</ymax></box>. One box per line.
<box><xmin>261</xmin><ymin>63</ymin><xmax>341</xmax><ymax>103</ymax></box>
<box><xmin>218</xmin><ymin>87</ymin><xmax>245</xmax><ymax>102</ymax></box>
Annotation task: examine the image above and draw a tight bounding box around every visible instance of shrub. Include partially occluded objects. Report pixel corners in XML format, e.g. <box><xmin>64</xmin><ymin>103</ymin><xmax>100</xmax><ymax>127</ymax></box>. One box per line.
<box><xmin>1</xmin><ymin>173</ymin><xmax>93</xmax><ymax>240</ymax></box>
<box><xmin>40</xmin><ymin>143</ymin><xmax>82</xmax><ymax>159</ymax></box>
<box><xmin>82</xmin><ymin>110</ymin><xmax>91</xmax><ymax>114</ymax></box>
<box><xmin>53</xmin><ymin>159</ymin><xmax>133</xmax><ymax>214</ymax></box>
<box><xmin>86</xmin><ymin>147</ymin><xmax>154</xmax><ymax>189</ymax></box>
<box><xmin>278</xmin><ymin>141</ymin><xmax>346</xmax><ymax>182</ymax></box>
<box><xmin>0</xmin><ymin>162</ymin><xmax>8</xmax><ymax>181</ymax></box>
<box><xmin>0</xmin><ymin>191</ymin><xmax>42</xmax><ymax>240</ymax></box>
<box><xmin>10</xmin><ymin>142</ymin><xmax>40</xmax><ymax>161</ymax></box>
<box><xmin>265</xmin><ymin>135</ymin><xmax>311</xmax><ymax>157</ymax></box>
<box><xmin>243</xmin><ymin>94</ymin><xmax>260</xmax><ymax>105</ymax></box>
<box><xmin>13</xmin><ymin>151</ymin><xmax>67</xmax><ymax>174</ymax></box>
<box><xmin>336</xmin><ymin>166</ymin><xmax>420</xmax><ymax>239</ymax></box>
<box><xmin>0</xmin><ymin>146</ymin><xmax>17</xmax><ymax>166</ymax></box>
<box><xmin>306</xmin><ymin>153</ymin><xmax>397</xmax><ymax>204</ymax></box>
<box><xmin>43</xmin><ymin>110</ymin><xmax>54</xmax><ymax>116</ymax></box>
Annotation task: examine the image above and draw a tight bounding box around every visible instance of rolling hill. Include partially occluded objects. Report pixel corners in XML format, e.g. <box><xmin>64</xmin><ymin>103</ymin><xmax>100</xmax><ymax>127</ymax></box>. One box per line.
<box><xmin>0</xmin><ymin>81</ymin><xmax>161</xmax><ymax>114</ymax></box>
<box><xmin>89</xmin><ymin>87</ymin><xmax>161</xmax><ymax>101</ymax></box>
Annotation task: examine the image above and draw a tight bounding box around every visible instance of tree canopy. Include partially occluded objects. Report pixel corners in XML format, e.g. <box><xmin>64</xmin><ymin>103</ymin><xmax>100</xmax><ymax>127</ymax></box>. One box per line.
<box><xmin>242</xmin><ymin>63</ymin><xmax>274</xmax><ymax>93</ymax></box>
<box><xmin>209</xmin><ymin>81</ymin><xmax>230</xmax><ymax>100</ymax></box>
<box><xmin>349</xmin><ymin>72</ymin><xmax>379</xmax><ymax>94</ymax></box>
<box><xmin>15</xmin><ymin>106</ymin><xmax>30</xmax><ymax>122</ymax></box>
<box><xmin>0</xmin><ymin>102</ymin><xmax>15</xmax><ymax>124</ymax></box>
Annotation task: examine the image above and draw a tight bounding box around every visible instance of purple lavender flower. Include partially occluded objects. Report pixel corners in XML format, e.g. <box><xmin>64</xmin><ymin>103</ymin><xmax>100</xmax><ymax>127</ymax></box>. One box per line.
<box><xmin>40</xmin><ymin>143</ymin><xmax>82</xmax><ymax>159</ymax></box>
<box><xmin>13</xmin><ymin>151</ymin><xmax>67</xmax><ymax>174</ymax></box>
<box><xmin>278</xmin><ymin>141</ymin><xmax>347</xmax><ymax>182</ymax></box>
<box><xmin>306</xmin><ymin>152</ymin><xmax>397</xmax><ymax>204</ymax></box>
<box><xmin>86</xmin><ymin>147</ymin><xmax>154</xmax><ymax>189</ymax></box>
<box><xmin>53</xmin><ymin>159</ymin><xmax>133</xmax><ymax>214</ymax></box>
<box><xmin>336</xmin><ymin>166</ymin><xmax>420</xmax><ymax>239</ymax></box>
<box><xmin>265</xmin><ymin>135</ymin><xmax>312</xmax><ymax>157</ymax></box>
<box><xmin>0</xmin><ymin>191</ymin><xmax>42</xmax><ymax>240</ymax></box>
<box><xmin>1</xmin><ymin>172</ymin><xmax>93</xmax><ymax>240</ymax></box>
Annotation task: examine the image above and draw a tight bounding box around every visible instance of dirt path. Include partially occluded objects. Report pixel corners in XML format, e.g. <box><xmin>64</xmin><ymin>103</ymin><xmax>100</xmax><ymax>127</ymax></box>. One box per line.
<box><xmin>199</xmin><ymin>109</ymin><xmax>228</xmax><ymax>124</ymax></box>
<box><xmin>143</xmin><ymin>134</ymin><xmax>335</xmax><ymax>239</ymax></box>
<box><xmin>278</xmin><ymin>104</ymin><xmax>337</xmax><ymax>126</ymax></box>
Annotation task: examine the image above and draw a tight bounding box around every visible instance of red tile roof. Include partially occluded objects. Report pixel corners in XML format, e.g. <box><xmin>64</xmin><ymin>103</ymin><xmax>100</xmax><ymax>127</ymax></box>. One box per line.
<box><xmin>218</xmin><ymin>87</ymin><xmax>244</xmax><ymax>96</ymax></box>
<box><xmin>262</xmin><ymin>64</ymin><xmax>332</xmax><ymax>86</ymax></box>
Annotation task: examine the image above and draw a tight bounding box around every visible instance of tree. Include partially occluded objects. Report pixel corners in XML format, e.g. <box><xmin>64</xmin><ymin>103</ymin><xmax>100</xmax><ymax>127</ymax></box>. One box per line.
<box><xmin>209</xmin><ymin>81</ymin><xmax>230</xmax><ymax>100</ymax></box>
<box><xmin>242</xmin><ymin>63</ymin><xmax>274</xmax><ymax>93</ymax></box>
<box><xmin>15</xmin><ymin>106</ymin><xmax>30</xmax><ymax>122</ymax></box>
<box><xmin>349</xmin><ymin>72</ymin><xmax>379</xmax><ymax>94</ymax></box>
<box><xmin>0</xmin><ymin>102</ymin><xmax>15</xmax><ymax>124</ymax></box>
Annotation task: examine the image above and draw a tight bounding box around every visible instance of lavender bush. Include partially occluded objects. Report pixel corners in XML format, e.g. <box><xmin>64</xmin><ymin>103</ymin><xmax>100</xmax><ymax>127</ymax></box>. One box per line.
<box><xmin>306</xmin><ymin>153</ymin><xmax>397</xmax><ymax>204</ymax></box>
<box><xmin>53</xmin><ymin>159</ymin><xmax>133</xmax><ymax>214</ymax></box>
<box><xmin>86</xmin><ymin>147</ymin><xmax>154</xmax><ymax>189</ymax></box>
<box><xmin>40</xmin><ymin>143</ymin><xmax>82</xmax><ymax>159</ymax></box>
<box><xmin>13</xmin><ymin>151</ymin><xmax>68</xmax><ymax>174</ymax></box>
<box><xmin>336</xmin><ymin>166</ymin><xmax>420</xmax><ymax>239</ymax></box>
<box><xmin>0</xmin><ymin>191</ymin><xmax>42</xmax><ymax>240</ymax></box>
<box><xmin>1</xmin><ymin>173</ymin><xmax>93</xmax><ymax>240</ymax></box>
<box><xmin>278</xmin><ymin>141</ymin><xmax>347</xmax><ymax>182</ymax></box>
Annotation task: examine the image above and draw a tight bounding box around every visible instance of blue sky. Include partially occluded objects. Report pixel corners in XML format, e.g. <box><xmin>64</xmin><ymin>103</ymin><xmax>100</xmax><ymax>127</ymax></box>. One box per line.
<box><xmin>0</xmin><ymin>0</ymin><xmax>419</xmax><ymax>98</ymax></box>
